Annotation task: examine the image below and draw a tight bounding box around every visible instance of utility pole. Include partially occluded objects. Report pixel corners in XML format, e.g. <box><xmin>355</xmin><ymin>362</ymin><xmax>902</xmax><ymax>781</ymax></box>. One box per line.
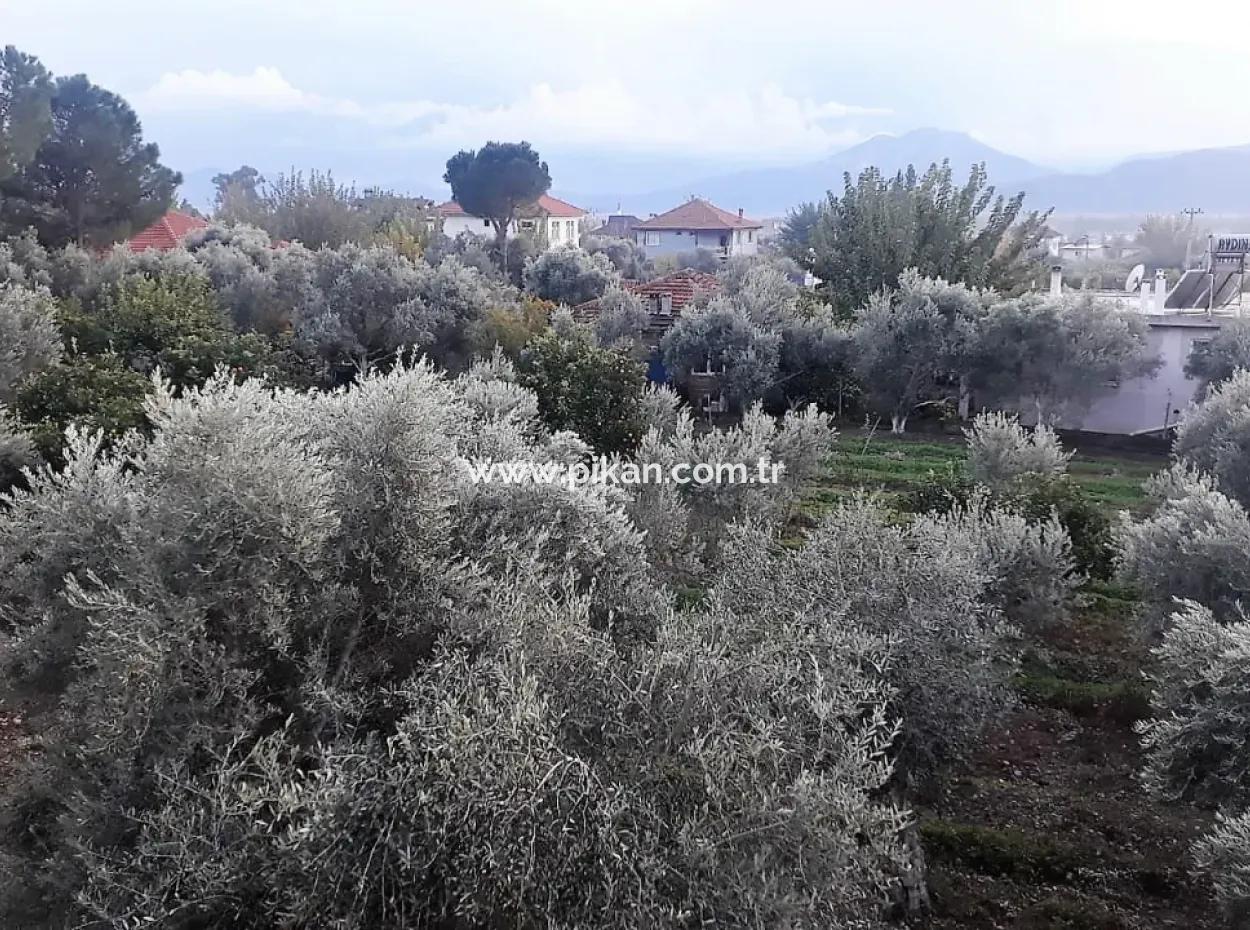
<box><xmin>1181</xmin><ymin>207</ymin><xmax>1204</xmax><ymax>269</ymax></box>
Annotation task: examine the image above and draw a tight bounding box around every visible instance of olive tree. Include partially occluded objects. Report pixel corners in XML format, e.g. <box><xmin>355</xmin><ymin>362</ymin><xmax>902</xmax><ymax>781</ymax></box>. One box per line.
<box><xmin>660</xmin><ymin>297</ymin><xmax>781</xmax><ymax>412</ymax></box>
<box><xmin>850</xmin><ymin>270</ymin><xmax>982</xmax><ymax>432</ymax></box>
<box><xmin>1174</xmin><ymin>368</ymin><xmax>1250</xmax><ymax>510</ymax></box>
<box><xmin>964</xmin><ymin>411</ymin><xmax>1071</xmax><ymax>490</ymax></box>
<box><xmin>522</xmin><ymin>244</ymin><xmax>618</xmax><ymax>305</ymax></box>
<box><xmin>0</xmin><ymin>360</ymin><xmax>910</xmax><ymax>929</ymax></box>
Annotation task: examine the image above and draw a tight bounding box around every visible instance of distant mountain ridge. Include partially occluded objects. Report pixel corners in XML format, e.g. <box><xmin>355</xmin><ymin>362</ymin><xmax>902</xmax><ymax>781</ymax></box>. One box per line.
<box><xmin>1021</xmin><ymin>145</ymin><xmax>1250</xmax><ymax>214</ymax></box>
<box><xmin>615</xmin><ymin>129</ymin><xmax>1050</xmax><ymax>217</ymax></box>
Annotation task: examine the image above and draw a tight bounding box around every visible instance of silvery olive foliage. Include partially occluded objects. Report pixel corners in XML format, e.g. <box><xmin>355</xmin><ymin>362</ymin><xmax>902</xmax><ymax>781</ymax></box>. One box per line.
<box><xmin>1139</xmin><ymin>600</ymin><xmax>1250</xmax><ymax>923</ymax></box>
<box><xmin>1194</xmin><ymin>811</ymin><xmax>1250</xmax><ymax>923</ymax></box>
<box><xmin>0</xmin><ymin>403</ymin><xmax>34</xmax><ymax>485</ymax></box>
<box><xmin>964</xmin><ymin>411</ymin><xmax>1072</xmax><ymax>489</ymax></box>
<box><xmin>629</xmin><ymin>402</ymin><xmax>835</xmax><ymax>572</ymax></box>
<box><xmin>1115</xmin><ymin>464</ymin><xmax>1250</xmax><ymax>619</ymax></box>
<box><xmin>660</xmin><ymin>297</ymin><xmax>783</xmax><ymax>412</ymax></box>
<box><xmin>0</xmin><ymin>282</ymin><xmax>62</xmax><ymax>403</ymax></box>
<box><xmin>1140</xmin><ymin>600</ymin><xmax>1250</xmax><ymax>806</ymax></box>
<box><xmin>1173</xmin><ymin>367</ymin><xmax>1250</xmax><ymax>510</ymax></box>
<box><xmin>522</xmin><ymin>244</ymin><xmax>619</xmax><ymax>305</ymax></box>
<box><xmin>593</xmin><ymin>285</ymin><xmax>649</xmax><ymax>347</ymax></box>
<box><xmin>713</xmin><ymin>496</ymin><xmax>1017</xmax><ymax>781</ymax></box>
<box><xmin>0</xmin><ymin>360</ymin><xmax>911</xmax><ymax>929</ymax></box>
<box><xmin>917</xmin><ymin>491</ymin><xmax>1078</xmax><ymax>629</ymax></box>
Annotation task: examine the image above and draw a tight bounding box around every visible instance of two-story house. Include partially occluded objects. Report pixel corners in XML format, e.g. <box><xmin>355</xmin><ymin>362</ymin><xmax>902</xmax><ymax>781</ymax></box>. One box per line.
<box><xmin>633</xmin><ymin>198</ymin><xmax>762</xmax><ymax>261</ymax></box>
<box><xmin>434</xmin><ymin>194</ymin><xmax>587</xmax><ymax>249</ymax></box>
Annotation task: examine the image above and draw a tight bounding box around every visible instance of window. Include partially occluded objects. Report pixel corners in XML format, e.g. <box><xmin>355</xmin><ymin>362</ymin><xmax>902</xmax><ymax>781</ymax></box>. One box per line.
<box><xmin>482</xmin><ymin>219</ymin><xmax>491</xmax><ymax>228</ymax></box>
<box><xmin>644</xmin><ymin>231</ymin><xmax>661</xmax><ymax>246</ymax></box>
<box><xmin>748</xmin><ymin>229</ymin><xmax>754</xmax><ymax>243</ymax></box>
<box><xmin>566</xmin><ymin>220</ymin><xmax>575</xmax><ymax>237</ymax></box>
<box><xmin>551</xmin><ymin>222</ymin><xmax>562</xmax><ymax>241</ymax></box>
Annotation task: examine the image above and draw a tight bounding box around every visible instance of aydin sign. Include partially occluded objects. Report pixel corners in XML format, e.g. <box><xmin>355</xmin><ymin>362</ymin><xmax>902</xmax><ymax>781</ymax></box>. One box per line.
<box><xmin>1212</xmin><ymin>234</ymin><xmax>1250</xmax><ymax>258</ymax></box>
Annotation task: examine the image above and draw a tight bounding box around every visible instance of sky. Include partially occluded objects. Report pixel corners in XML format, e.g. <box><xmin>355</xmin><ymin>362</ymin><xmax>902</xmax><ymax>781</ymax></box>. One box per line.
<box><xmin>3</xmin><ymin>0</ymin><xmax>1248</xmax><ymax>204</ymax></box>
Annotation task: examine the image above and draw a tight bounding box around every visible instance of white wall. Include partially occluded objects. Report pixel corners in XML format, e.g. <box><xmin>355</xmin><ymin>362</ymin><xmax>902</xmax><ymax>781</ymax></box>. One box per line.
<box><xmin>638</xmin><ymin>227</ymin><xmax>760</xmax><ymax>259</ymax></box>
<box><xmin>441</xmin><ymin>213</ymin><xmax>584</xmax><ymax>249</ymax></box>
<box><xmin>1063</xmin><ymin>321</ymin><xmax>1219</xmax><ymax>435</ymax></box>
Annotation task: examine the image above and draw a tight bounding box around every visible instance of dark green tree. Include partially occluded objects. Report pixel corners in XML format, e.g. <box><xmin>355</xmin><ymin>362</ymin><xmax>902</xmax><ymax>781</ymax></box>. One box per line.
<box><xmin>0</xmin><ymin>69</ymin><xmax>179</xmax><ymax>248</ymax></box>
<box><xmin>517</xmin><ymin>327</ymin><xmax>646</xmax><ymax>454</ymax></box>
<box><xmin>443</xmin><ymin>141</ymin><xmax>551</xmax><ymax>267</ymax></box>
<box><xmin>211</xmin><ymin>165</ymin><xmax>264</xmax><ymax>221</ymax></box>
<box><xmin>782</xmin><ymin>162</ymin><xmax>1050</xmax><ymax>314</ymax></box>
<box><xmin>0</xmin><ymin>46</ymin><xmax>53</xmax><ymax>181</ymax></box>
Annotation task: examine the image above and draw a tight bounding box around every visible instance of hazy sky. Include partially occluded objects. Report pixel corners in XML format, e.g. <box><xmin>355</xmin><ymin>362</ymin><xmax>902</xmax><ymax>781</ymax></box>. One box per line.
<box><xmin>4</xmin><ymin>0</ymin><xmax>1247</xmax><ymax>196</ymax></box>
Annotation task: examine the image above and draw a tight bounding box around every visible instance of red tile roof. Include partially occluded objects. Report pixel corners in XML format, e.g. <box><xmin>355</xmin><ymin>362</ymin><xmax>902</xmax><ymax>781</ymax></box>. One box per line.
<box><xmin>435</xmin><ymin>194</ymin><xmax>585</xmax><ymax>219</ymax></box>
<box><xmin>629</xmin><ymin>269</ymin><xmax>722</xmax><ymax>310</ymax></box>
<box><xmin>633</xmin><ymin>198</ymin><xmax>762</xmax><ymax>231</ymax></box>
<box><xmin>574</xmin><ymin>269</ymin><xmax>722</xmax><ymax>321</ymax></box>
<box><xmin>125</xmin><ymin>210</ymin><xmax>210</xmax><ymax>252</ymax></box>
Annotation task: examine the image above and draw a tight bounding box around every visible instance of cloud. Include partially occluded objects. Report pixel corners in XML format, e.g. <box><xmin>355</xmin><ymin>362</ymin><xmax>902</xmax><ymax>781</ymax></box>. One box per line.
<box><xmin>138</xmin><ymin>67</ymin><xmax>889</xmax><ymax>160</ymax></box>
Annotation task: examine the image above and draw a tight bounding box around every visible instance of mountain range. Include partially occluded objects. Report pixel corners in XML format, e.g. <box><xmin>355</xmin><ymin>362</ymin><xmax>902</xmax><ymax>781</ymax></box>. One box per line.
<box><xmin>176</xmin><ymin>128</ymin><xmax>1250</xmax><ymax>223</ymax></box>
<box><xmin>598</xmin><ymin>130</ymin><xmax>1250</xmax><ymax>219</ymax></box>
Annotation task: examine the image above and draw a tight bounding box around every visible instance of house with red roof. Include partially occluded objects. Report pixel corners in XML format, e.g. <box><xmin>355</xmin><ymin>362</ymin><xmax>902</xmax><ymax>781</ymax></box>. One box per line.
<box><xmin>125</xmin><ymin>210</ymin><xmax>210</xmax><ymax>252</ymax></box>
<box><xmin>434</xmin><ymin>194</ymin><xmax>588</xmax><ymax>249</ymax></box>
<box><xmin>633</xmin><ymin>198</ymin><xmax>762</xmax><ymax>261</ymax></box>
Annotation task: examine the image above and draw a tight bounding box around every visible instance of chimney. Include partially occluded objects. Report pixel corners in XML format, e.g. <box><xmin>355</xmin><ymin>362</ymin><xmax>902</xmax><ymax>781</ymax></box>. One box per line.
<box><xmin>1049</xmin><ymin>265</ymin><xmax>1062</xmax><ymax>297</ymax></box>
<box><xmin>1140</xmin><ymin>278</ymin><xmax>1152</xmax><ymax>315</ymax></box>
<box><xmin>1154</xmin><ymin>269</ymin><xmax>1168</xmax><ymax>314</ymax></box>
<box><xmin>738</xmin><ymin>207</ymin><xmax>744</xmax><ymax>218</ymax></box>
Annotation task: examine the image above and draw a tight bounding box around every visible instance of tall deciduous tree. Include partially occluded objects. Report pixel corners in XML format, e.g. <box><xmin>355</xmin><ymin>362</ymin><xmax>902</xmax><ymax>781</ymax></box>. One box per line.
<box><xmin>783</xmin><ymin>161</ymin><xmax>1050</xmax><ymax>314</ymax></box>
<box><xmin>443</xmin><ymin>141</ymin><xmax>551</xmax><ymax>267</ymax></box>
<box><xmin>0</xmin><ymin>46</ymin><xmax>53</xmax><ymax>181</ymax></box>
<box><xmin>1135</xmin><ymin>213</ymin><xmax>1207</xmax><ymax>272</ymax></box>
<box><xmin>0</xmin><ymin>70</ymin><xmax>179</xmax><ymax>247</ymax></box>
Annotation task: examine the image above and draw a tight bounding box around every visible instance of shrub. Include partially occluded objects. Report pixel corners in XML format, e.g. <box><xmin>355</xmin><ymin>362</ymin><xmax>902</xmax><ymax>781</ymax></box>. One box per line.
<box><xmin>1184</xmin><ymin>319</ymin><xmax>1250</xmax><ymax>393</ymax></box>
<box><xmin>1139</xmin><ymin>600</ymin><xmax>1250</xmax><ymax>805</ymax></box>
<box><xmin>1194</xmin><ymin>811</ymin><xmax>1250</xmax><ymax>924</ymax></box>
<box><xmin>1115</xmin><ymin>465</ymin><xmax>1250</xmax><ymax>619</ymax></box>
<box><xmin>1004</xmin><ymin>477</ymin><xmax>1115</xmax><ymax>580</ymax></box>
<box><xmin>522</xmin><ymin>244</ymin><xmax>618</xmax><ymax>305</ymax></box>
<box><xmin>1174</xmin><ymin>367</ymin><xmax>1250</xmax><ymax>509</ymax></box>
<box><xmin>917</xmin><ymin>491</ymin><xmax>1079</xmax><ymax>629</ymax></box>
<box><xmin>0</xmin><ymin>362</ymin><xmax>910</xmax><ymax>928</ymax></box>
<box><xmin>0</xmin><ymin>404</ymin><xmax>35</xmax><ymax>493</ymax></box>
<box><xmin>517</xmin><ymin>328</ymin><xmax>647</xmax><ymax>455</ymax></box>
<box><xmin>14</xmin><ymin>353</ymin><xmax>151</xmax><ymax>459</ymax></box>
<box><xmin>593</xmin><ymin>285</ymin><xmax>649</xmax><ymax>347</ymax></box>
<box><xmin>714</xmin><ymin>497</ymin><xmax>1016</xmax><ymax>782</ymax></box>
<box><xmin>965</xmin><ymin>411</ymin><xmax>1071</xmax><ymax>489</ymax></box>
<box><xmin>630</xmin><ymin>403</ymin><xmax>837</xmax><ymax>572</ymax></box>
<box><xmin>0</xmin><ymin>283</ymin><xmax>61</xmax><ymax>403</ymax></box>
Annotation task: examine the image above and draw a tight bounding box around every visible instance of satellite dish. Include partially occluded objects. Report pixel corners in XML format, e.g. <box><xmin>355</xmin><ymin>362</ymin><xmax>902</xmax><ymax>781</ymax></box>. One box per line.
<box><xmin>1125</xmin><ymin>263</ymin><xmax>1146</xmax><ymax>293</ymax></box>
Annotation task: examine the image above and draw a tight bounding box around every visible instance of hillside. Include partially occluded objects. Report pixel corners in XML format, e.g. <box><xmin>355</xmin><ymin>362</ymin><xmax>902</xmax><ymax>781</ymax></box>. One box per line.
<box><xmin>620</xmin><ymin>129</ymin><xmax>1049</xmax><ymax>216</ymax></box>
<box><xmin>1022</xmin><ymin>145</ymin><xmax>1250</xmax><ymax>214</ymax></box>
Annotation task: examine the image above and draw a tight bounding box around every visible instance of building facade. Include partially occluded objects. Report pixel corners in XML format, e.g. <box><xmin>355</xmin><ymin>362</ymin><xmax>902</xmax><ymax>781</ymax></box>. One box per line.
<box><xmin>633</xmin><ymin>198</ymin><xmax>762</xmax><ymax>261</ymax></box>
<box><xmin>434</xmin><ymin>194</ymin><xmax>587</xmax><ymax>248</ymax></box>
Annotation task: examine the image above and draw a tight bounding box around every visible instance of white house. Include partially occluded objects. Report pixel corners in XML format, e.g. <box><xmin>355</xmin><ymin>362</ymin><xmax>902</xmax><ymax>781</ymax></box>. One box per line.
<box><xmin>434</xmin><ymin>194</ymin><xmax>588</xmax><ymax>249</ymax></box>
<box><xmin>633</xmin><ymin>198</ymin><xmax>762</xmax><ymax>261</ymax></box>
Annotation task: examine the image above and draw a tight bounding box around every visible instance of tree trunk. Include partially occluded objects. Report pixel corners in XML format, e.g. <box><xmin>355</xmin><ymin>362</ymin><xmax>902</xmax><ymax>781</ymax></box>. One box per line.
<box><xmin>493</xmin><ymin>218</ymin><xmax>510</xmax><ymax>275</ymax></box>
<box><xmin>898</xmin><ymin>822</ymin><xmax>931</xmax><ymax>917</ymax></box>
<box><xmin>958</xmin><ymin>375</ymin><xmax>971</xmax><ymax>420</ymax></box>
<box><xmin>891</xmin><ymin>412</ymin><xmax>908</xmax><ymax>434</ymax></box>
